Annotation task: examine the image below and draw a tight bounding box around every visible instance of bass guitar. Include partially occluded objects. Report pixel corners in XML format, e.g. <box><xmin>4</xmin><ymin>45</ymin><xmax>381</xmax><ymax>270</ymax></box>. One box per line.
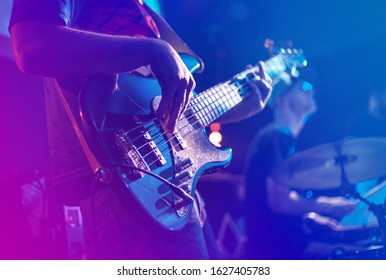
<box><xmin>77</xmin><ymin>47</ymin><xmax>307</xmax><ymax>230</ymax></box>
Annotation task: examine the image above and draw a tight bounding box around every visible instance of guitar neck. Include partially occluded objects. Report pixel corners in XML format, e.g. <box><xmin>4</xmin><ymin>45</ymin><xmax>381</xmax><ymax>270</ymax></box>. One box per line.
<box><xmin>189</xmin><ymin>54</ymin><xmax>288</xmax><ymax>127</ymax></box>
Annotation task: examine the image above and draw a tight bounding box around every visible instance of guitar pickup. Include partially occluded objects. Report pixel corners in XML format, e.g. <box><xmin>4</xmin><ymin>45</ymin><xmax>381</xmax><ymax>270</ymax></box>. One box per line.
<box><xmin>183</xmin><ymin>108</ymin><xmax>201</xmax><ymax>129</ymax></box>
<box><xmin>175</xmin><ymin>171</ymin><xmax>193</xmax><ymax>185</ymax></box>
<box><xmin>115</xmin><ymin>130</ymin><xmax>150</xmax><ymax>177</ymax></box>
<box><xmin>145</xmin><ymin>132</ymin><xmax>166</xmax><ymax>166</ymax></box>
<box><xmin>175</xmin><ymin>158</ymin><xmax>193</xmax><ymax>173</ymax></box>
<box><xmin>171</xmin><ymin>131</ymin><xmax>187</xmax><ymax>150</ymax></box>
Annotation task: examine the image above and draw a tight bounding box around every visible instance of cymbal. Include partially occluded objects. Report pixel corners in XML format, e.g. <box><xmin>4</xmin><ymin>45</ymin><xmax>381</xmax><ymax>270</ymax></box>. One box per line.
<box><xmin>272</xmin><ymin>137</ymin><xmax>386</xmax><ymax>190</ymax></box>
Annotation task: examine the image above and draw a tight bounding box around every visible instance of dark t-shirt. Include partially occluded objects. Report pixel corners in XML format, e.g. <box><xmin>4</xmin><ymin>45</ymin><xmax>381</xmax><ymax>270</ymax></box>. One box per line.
<box><xmin>244</xmin><ymin>124</ymin><xmax>308</xmax><ymax>259</ymax></box>
<box><xmin>9</xmin><ymin>0</ymin><xmax>160</xmax><ymax>204</ymax></box>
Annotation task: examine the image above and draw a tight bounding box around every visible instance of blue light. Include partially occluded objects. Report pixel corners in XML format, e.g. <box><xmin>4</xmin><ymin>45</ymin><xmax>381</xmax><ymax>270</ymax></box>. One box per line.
<box><xmin>302</xmin><ymin>81</ymin><xmax>314</xmax><ymax>92</ymax></box>
<box><xmin>144</xmin><ymin>0</ymin><xmax>162</xmax><ymax>15</ymax></box>
<box><xmin>305</xmin><ymin>190</ymin><xmax>313</xmax><ymax>199</ymax></box>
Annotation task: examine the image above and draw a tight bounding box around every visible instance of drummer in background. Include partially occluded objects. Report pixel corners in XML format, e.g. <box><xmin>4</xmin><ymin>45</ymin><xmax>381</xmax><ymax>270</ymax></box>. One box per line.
<box><xmin>244</xmin><ymin>73</ymin><xmax>356</xmax><ymax>260</ymax></box>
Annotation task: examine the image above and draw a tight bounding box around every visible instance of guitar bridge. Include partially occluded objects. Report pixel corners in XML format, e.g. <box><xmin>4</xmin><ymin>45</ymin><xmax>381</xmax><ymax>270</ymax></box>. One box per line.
<box><xmin>114</xmin><ymin>129</ymin><xmax>150</xmax><ymax>177</ymax></box>
<box><xmin>114</xmin><ymin>127</ymin><xmax>167</xmax><ymax>178</ymax></box>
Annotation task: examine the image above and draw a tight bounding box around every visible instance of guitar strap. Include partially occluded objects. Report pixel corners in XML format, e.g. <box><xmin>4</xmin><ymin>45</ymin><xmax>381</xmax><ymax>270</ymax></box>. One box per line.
<box><xmin>53</xmin><ymin>79</ymin><xmax>107</xmax><ymax>181</ymax></box>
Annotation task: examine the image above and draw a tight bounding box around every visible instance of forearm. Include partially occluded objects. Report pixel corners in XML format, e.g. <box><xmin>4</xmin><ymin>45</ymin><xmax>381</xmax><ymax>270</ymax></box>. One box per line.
<box><xmin>10</xmin><ymin>22</ymin><xmax>167</xmax><ymax>78</ymax></box>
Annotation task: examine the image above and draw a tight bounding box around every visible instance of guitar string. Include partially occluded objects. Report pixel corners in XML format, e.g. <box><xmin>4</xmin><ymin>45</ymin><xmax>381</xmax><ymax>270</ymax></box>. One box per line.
<box><xmin>119</xmin><ymin>52</ymin><xmax>289</xmax><ymax>140</ymax></box>
<box><xmin>130</xmin><ymin>56</ymin><xmax>283</xmax><ymax>158</ymax></box>
<box><xmin>123</xmin><ymin>74</ymin><xmax>247</xmax><ymax>149</ymax></box>
<box><xmin>133</xmin><ymin>80</ymin><xmax>243</xmax><ymax>153</ymax></box>
<box><xmin>142</xmin><ymin>84</ymin><xmax>252</xmax><ymax>168</ymax></box>
<box><xmin>123</xmin><ymin>58</ymin><xmax>288</xmax><ymax>168</ymax></box>
<box><xmin>120</xmin><ymin>64</ymin><xmax>260</xmax><ymax>138</ymax></box>
<box><xmin>122</xmin><ymin>58</ymin><xmax>275</xmax><ymax>145</ymax></box>
<box><xmin>120</xmin><ymin>54</ymin><xmax>291</xmax><ymax>167</ymax></box>
<box><xmin>153</xmin><ymin>91</ymin><xmax>253</xmax><ymax>169</ymax></box>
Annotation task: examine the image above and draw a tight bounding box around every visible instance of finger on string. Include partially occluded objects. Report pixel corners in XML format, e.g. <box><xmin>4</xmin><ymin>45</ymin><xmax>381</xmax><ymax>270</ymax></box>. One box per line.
<box><xmin>156</xmin><ymin>90</ymin><xmax>173</xmax><ymax>124</ymax></box>
<box><xmin>181</xmin><ymin>79</ymin><xmax>195</xmax><ymax>114</ymax></box>
<box><xmin>167</xmin><ymin>87</ymin><xmax>186</xmax><ymax>133</ymax></box>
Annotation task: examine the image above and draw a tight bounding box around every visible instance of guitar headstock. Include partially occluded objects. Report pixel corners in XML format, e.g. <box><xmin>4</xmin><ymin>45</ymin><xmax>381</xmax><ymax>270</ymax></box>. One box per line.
<box><xmin>264</xmin><ymin>39</ymin><xmax>307</xmax><ymax>78</ymax></box>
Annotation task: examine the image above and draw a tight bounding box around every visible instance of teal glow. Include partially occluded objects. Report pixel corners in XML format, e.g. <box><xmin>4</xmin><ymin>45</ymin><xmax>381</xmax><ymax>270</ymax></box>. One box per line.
<box><xmin>301</xmin><ymin>81</ymin><xmax>314</xmax><ymax>92</ymax></box>
<box><xmin>144</xmin><ymin>0</ymin><xmax>162</xmax><ymax>15</ymax></box>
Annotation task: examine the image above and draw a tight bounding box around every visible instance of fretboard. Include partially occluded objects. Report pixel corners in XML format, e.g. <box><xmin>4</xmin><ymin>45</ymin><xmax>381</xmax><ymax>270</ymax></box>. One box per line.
<box><xmin>188</xmin><ymin>53</ymin><xmax>288</xmax><ymax>127</ymax></box>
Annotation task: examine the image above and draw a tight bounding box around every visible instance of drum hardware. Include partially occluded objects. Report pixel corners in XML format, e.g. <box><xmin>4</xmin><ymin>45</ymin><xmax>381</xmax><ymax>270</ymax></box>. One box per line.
<box><xmin>273</xmin><ymin>137</ymin><xmax>386</xmax><ymax>258</ymax></box>
<box><xmin>358</xmin><ymin>179</ymin><xmax>386</xmax><ymax>202</ymax></box>
<box><xmin>337</xmin><ymin>150</ymin><xmax>386</xmax><ymax>255</ymax></box>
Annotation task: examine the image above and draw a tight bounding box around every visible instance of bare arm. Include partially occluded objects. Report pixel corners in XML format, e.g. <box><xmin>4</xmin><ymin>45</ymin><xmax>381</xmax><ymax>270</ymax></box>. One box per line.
<box><xmin>10</xmin><ymin>22</ymin><xmax>166</xmax><ymax>77</ymax></box>
<box><xmin>10</xmin><ymin>22</ymin><xmax>195</xmax><ymax>132</ymax></box>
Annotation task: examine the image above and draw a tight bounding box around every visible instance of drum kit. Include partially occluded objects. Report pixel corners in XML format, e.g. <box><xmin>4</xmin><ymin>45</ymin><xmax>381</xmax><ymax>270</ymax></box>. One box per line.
<box><xmin>272</xmin><ymin>137</ymin><xmax>386</xmax><ymax>259</ymax></box>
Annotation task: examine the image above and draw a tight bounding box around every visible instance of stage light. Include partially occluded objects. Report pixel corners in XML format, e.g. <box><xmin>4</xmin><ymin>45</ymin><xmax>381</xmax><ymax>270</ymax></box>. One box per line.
<box><xmin>209</xmin><ymin>131</ymin><xmax>222</xmax><ymax>147</ymax></box>
<box><xmin>210</xmin><ymin>122</ymin><xmax>221</xmax><ymax>132</ymax></box>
